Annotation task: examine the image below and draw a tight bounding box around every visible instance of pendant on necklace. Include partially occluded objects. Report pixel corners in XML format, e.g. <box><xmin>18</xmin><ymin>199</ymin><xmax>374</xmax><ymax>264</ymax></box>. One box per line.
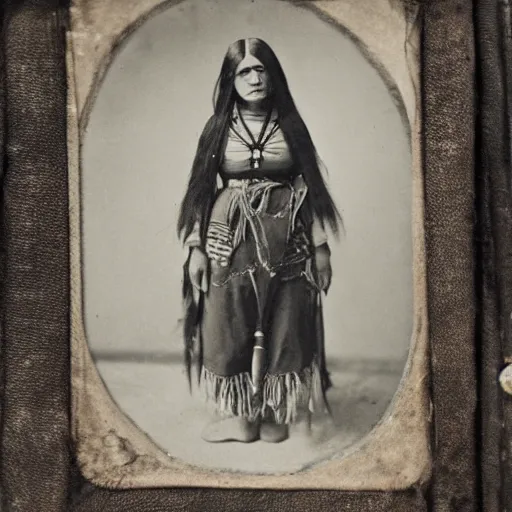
<box><xmin>251</xmin><ymin>148</ymin><xmax>262</xmax><ymax>169</ymax></box>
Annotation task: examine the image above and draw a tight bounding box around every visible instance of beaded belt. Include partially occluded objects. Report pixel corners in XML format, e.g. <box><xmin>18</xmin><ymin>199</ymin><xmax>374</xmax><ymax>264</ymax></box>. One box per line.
<box><xmin>226</xmin><ymin>178</ymin><xmax>263</xmax><ymax>188</ymax></box>
<box><xmin>226</xmin><ymin>176</ymin><xmax>293</xmax><ymax>188</ymax></box>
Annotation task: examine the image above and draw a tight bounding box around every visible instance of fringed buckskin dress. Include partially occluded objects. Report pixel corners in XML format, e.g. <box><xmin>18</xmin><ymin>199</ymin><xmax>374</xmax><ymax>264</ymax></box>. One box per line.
<box><xmin>184</xmin><ymin>106</ymin><xmax>331</xmax><ymax>425</ymax></box>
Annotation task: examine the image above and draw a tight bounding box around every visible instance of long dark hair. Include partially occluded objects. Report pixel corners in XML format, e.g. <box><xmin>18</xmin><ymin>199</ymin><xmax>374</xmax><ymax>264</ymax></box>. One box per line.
<box><xmin>177</xmin><ymin>38</ymin><xmax>341</xmax><ymax>243</ymax></box>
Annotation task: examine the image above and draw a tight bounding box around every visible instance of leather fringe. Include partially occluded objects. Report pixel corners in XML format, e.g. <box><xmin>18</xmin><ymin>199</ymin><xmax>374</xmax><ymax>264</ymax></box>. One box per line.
<box><xmin>200</xmin><ymin>359</ymin><xmax>328</xmax><ymax>425</ymax></box>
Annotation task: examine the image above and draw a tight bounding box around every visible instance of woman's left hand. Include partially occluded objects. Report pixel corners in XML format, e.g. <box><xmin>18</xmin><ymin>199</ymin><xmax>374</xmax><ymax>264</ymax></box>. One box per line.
<box><xmin>315</xmin><ymin>244</ymin><xmax>332</xmax><ymax>293</ymax></box>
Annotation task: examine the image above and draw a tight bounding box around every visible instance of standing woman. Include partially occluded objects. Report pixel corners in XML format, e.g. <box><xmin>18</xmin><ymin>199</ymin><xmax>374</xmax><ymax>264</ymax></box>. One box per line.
<box><xmin>178</xmin><ymin>38</ymin><xmax>341</xmax><ymax>443</ymax></box>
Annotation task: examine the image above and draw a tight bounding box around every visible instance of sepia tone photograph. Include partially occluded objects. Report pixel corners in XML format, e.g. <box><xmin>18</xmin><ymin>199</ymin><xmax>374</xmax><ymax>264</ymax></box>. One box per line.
<box><xmin>0</xmin><ymin>0</ymin><xmax>491</xmax><ymax>509</ymax></box>
<box><xmin>71</xmin><ymin>0</ymin><xmax>424</xmax><ymax>482</ymax></box>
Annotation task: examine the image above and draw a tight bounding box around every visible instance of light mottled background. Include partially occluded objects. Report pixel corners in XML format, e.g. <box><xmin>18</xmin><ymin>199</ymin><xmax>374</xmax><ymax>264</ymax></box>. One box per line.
<box><xmin>81</xmin><ymin>0</ymin><xmax>413</xmax><ymax>473</ymax></box>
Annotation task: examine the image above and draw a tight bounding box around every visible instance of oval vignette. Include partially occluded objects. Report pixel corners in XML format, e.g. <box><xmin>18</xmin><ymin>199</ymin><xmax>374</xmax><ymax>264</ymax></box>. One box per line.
<box><xmin>80</xmin><ymin>0</ymin><xmax>413</xmax><ymax>474</ymax></box>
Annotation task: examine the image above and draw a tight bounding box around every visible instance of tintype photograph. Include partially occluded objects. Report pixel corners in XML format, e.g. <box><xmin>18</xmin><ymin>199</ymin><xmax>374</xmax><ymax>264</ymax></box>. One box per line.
<box><xmin>0</xmin><ymin>0</ymin><xmax>490</xmax><ymax>509</ymax></box>
<box><xmin>69</xmin><ymin>0</ymin><xmax>427</xmax><ymax>488</ymax></box>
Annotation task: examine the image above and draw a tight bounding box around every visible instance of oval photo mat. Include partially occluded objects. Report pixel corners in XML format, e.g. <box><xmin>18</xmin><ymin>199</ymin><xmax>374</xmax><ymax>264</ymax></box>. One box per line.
<box><xmin>70</xmin><ymin>0</ymin><xmax>429</xmax><ymax>489</ymax></box>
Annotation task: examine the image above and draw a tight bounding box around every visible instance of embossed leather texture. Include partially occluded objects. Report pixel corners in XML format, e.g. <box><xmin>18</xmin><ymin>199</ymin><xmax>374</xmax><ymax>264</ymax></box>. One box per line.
<box><xmin>423</xmin><ymin>1</ymin><xmax>478</xmax><ymax>511</ymax></box>
<box><xmin>0</xmin><ymin>0</ymin><xmax>497</xmax><ymax>510</ymax></box>
<box><xmin>0</xmin><ymin>1</ymin><xmax>70</xmax><ymax>511</ymax></box>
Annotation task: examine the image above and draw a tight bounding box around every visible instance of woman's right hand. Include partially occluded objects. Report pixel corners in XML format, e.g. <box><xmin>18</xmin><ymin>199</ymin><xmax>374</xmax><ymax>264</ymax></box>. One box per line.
<box><xmin>188</xmin><ymin>247</ymin><xmax>209</xmax><ymax>293</ymax></box>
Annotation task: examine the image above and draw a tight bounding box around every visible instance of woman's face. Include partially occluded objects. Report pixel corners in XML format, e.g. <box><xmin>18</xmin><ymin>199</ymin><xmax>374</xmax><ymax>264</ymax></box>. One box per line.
<box><xmin>234</xmin><ymin>54</ymin><xmax>270</xmax><ymax>105</ymax></box>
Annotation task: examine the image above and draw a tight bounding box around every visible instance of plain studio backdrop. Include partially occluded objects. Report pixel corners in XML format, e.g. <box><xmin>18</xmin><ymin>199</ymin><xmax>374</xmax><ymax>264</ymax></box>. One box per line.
<box><xmin>81</xmin><ymin>0</ymin><xmax>413</xmax><ymax>472</ymax></box>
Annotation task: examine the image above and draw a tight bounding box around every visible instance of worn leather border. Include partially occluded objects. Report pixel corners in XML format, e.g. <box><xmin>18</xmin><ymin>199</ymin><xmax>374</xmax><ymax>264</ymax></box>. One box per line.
<box><xmin>475</xmin><ymin>0</ymin><xmax>512</xmax><ymax>510</ymax></box>
<box><xmin>0</xmin><ymin>1</ymin><xmax>71</xmax><ymax>511</ymax></box>
<box><xmin>422</xmin><ymin>1</ymin><xmax>478</xmax><ymax>510</ymax></box>
<box><xmin>0</xmin><ymin>0</ymin><xmax>478</xmax><ymax>510</ymax></box>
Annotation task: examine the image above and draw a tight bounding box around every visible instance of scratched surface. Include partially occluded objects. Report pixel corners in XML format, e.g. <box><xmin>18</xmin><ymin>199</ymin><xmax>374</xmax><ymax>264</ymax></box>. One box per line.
<box><xmin>68</xmin><ymin>0</ymin><xmax>429</xmax><ymax>490</ymax></box>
